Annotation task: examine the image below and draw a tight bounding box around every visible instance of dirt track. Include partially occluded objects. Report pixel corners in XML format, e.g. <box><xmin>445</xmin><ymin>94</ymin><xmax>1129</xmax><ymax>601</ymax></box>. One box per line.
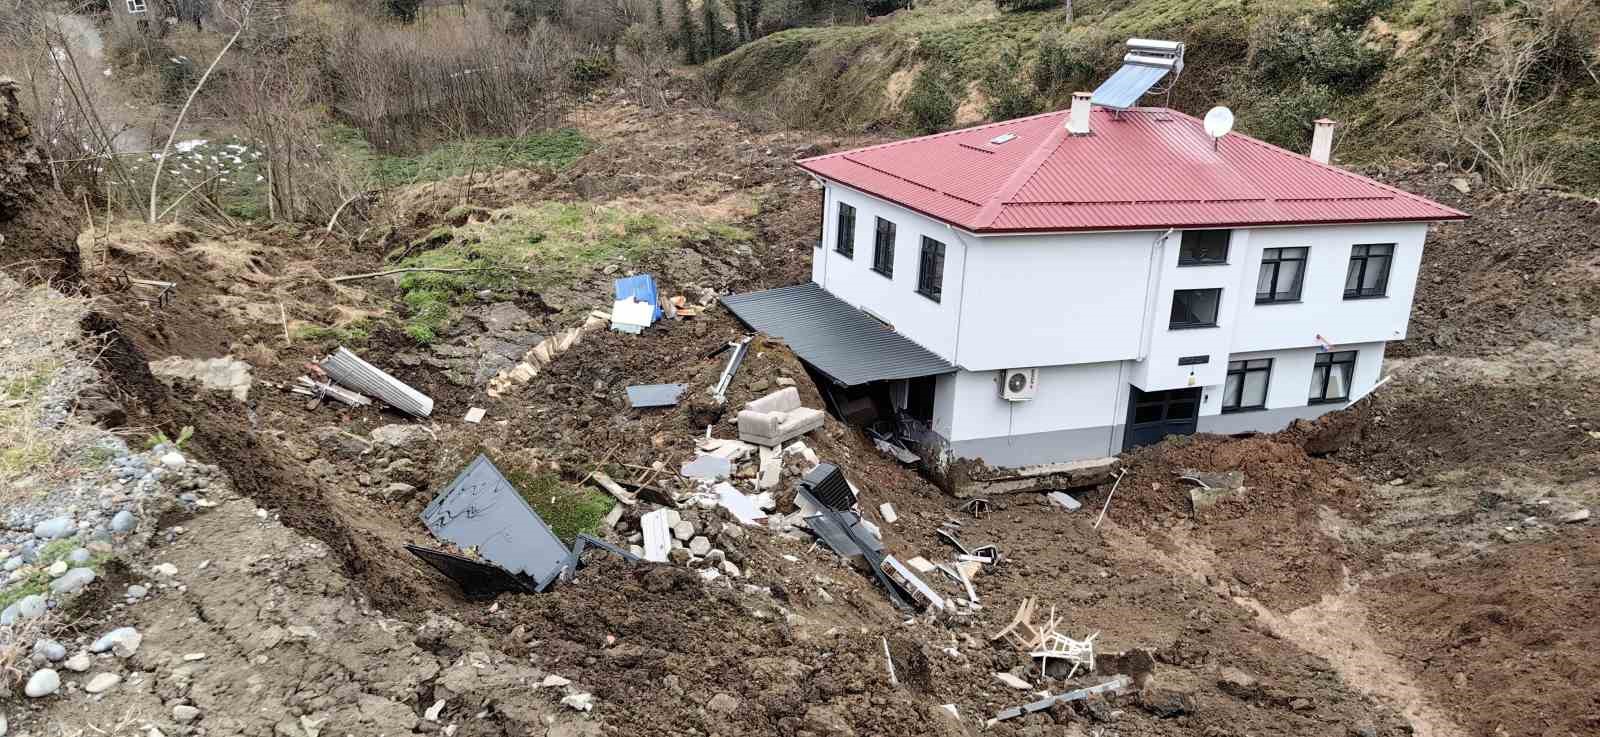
<box><xmin>5</xmin><ymin>90</ymin><xmax>1600</xmax><ymax>737</ymax></box>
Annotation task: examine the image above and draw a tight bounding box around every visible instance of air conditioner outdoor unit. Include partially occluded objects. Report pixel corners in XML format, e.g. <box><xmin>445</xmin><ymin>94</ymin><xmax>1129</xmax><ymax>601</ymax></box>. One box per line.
<box><xmin>999</xmin><ymin>368</ymin><xmax>1039</xmax><ymax>402</ymax></box>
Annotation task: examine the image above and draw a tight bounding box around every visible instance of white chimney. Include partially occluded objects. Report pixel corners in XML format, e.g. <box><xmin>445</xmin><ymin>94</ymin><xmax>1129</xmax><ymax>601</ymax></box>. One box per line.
<box><xmin>1067</xmin><ymin>92</ymin><xmax>1093</xmax><ymax>135</ymax></box>
<box><xmin>1310</xmin><ymin>118</ymin><xmax>1337</xmax><ymax>164</ymax></box>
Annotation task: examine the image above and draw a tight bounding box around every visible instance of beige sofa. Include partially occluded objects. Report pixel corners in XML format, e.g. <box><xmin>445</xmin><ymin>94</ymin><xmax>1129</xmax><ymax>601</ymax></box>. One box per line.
<box><xmin>737</xmin><ymin>387</ymin><xmax>825</xmax><ymax>447</ymax></box>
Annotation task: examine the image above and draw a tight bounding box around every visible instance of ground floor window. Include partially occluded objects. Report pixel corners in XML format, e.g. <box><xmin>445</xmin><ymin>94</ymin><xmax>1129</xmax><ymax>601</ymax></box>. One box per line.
<box><xmin>1309</xmin><ymin>350</ymin><xmax>1357</xmax><ymax>403</ymax></box>
<box><xmin>1223</xmin><ymin>358</ymin><xmax>1272</xmax><ymax>412</ymax></box>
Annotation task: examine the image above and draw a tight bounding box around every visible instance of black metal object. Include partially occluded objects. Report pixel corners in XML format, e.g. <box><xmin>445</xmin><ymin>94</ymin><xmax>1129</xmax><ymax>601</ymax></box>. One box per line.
<box><xmin>404</xmin><ymin>545</ymin><xmax>536</xmax><ymax>600</ymax></box>
<box><xmin>800</xmin><ymin>463</ymin><xmax>856</xmax><ymax>511</ymax></box>
<box><xmin>796</xmin><ymin>470</ymin><xmax>916</xmax><ymax>612</ymax></box>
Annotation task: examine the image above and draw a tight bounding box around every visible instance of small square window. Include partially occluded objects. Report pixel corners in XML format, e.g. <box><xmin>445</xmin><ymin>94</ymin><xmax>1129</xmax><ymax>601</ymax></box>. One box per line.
<box><xmin>127</xmin><ymin>0</ymin><xmax>147</xmax><ymax>12</ymax></box>
<box><xmin>1257</xmin><ymin>247</ymin><xmax>1307</xmax><ymax>303</ymax></box>
<box><xmin>1179</xmin><ymin>230</ymin><xmax>1230</xmax><ymax>266</ymax></box>
<box><xmin>1309</xmin><ymin>351</ymin><xmax>1357</xmax><ymax>403</ymax></box>
<box><xmin>834</xmin><ymin>203</ymin><xmax>855</xmax><ymax>259</ymax></box>
<box><xmin>872</xmin><ymin>218</ymin><xmax>895</xmax><ymax>278</ymax></box>
<box><xmin>917</xmin><ymin>237</ymin><xmax>945</xmax><ymax>303</ymax></box>
<box><xmin>1344</xmin><ymin>244</ymin><xmax>1393</xmax><ymax>299</ymax></box>
<box><xmin>1169</xmin><ymin>288</ymin><xmax>1221</xmax><ymax>329</ymax></box>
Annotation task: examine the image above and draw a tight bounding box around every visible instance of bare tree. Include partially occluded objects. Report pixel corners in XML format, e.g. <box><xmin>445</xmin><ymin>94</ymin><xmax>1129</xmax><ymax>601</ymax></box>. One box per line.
<box><xmin>147</xmin><ymin>0</ymin><xmax>281</xmax><ymax>223</ymax></box>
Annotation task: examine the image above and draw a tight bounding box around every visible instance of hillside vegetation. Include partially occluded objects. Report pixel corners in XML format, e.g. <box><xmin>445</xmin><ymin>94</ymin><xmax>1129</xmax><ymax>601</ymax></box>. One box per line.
<box><xmin>706</xmin><ymin>0</ymin><xmax>1600</xmax><ymax>193</ymax></box>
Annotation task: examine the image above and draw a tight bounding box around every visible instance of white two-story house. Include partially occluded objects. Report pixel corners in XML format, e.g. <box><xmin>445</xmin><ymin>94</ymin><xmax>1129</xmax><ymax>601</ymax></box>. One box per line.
<box><xmin>723</xmin><ymin>95</ymin><xmax>1466</xmax><ymax>481</ymax></box>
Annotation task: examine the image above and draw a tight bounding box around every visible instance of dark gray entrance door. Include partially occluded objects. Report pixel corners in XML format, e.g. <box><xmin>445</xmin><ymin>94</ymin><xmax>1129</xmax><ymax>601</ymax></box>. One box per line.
<box><xmin>1123</xmin><ymin>386</ymin><xmax>1201</xmax><ymax>451</ymax></box>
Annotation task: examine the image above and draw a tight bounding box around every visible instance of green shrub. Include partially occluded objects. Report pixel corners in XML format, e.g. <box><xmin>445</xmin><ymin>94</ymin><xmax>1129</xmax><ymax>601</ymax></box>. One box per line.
<box><xmin>980</xmin><ymin>45</ymin><xmax>1039</xmax><ymax>121</ymax></box>
<box><xmin>995</xmin><ymin>0</ymin><xmax>1066</xmax><ymax>11</ymax></box>
<box><xmin>1325</xmin><ymin>0</ymin><xmax>1396</xmax><ymax>29</ymax></box>
<box><xmin>570</xmin><ymin>54</ymin><xmax>617</xmax><ymax>90</ymax></box>
<box><xmin>903</xmin><ymin>64</ymin><xmax>958</xmax><ymax>133</ymax></box>
<box><xmin>1237</xmin><ymin>80</ymin><xmax>1335</xmax><ymax>152</ymax></box>
<box><xmin>1032</xmin><ymin>33</ymin><xmax>1098</xmax><ymax>103</ymax></box>
<box><xmin>1252</xmin><ymin>18</ymin><xmax>1387</xmax><ymax>93</ymax></box>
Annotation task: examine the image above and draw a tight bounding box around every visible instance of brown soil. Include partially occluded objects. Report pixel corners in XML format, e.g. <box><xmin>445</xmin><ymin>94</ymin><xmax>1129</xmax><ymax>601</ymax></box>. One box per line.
<box><xmin>1370</xmin><ymin>528</ymin><xmax>1600</xmax><ymax>737</ymax></box>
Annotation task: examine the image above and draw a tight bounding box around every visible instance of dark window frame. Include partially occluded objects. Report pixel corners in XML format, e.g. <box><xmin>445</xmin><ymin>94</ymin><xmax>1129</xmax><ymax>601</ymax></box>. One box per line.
<box><xmin>1344</xmin><ymin>243</ymin><xmax>1393</xmax><ymax>299</ymax></box>
<box><xmin>1308</xmin><ymin>350</ymin><xmax>1358</xmax><ymax>404</ymax></box>
<box><xmin>1256</xmin><ymin>247</ymin><xmax>1308</xmax><ymax>304</ymax></box>
<box><xmin>1222</xmin><ymin>358</ymin><xmax>1273</xmax><ymax>413</ymax></box>
<box><xmin>1169</xmin><ymin>288</ymin><xmax>1222</xmax><ymax>330</ymax></box>
<box><xmin>871</xmin><ymin>217</ymin><xmax>896</xmax><ymax>278</ymax></box>
<box><xmin>1178</xmin><ymin>230</ymin><xmax>1231</xmax><ymax>266</ymax></box>
<box><xmin>917</xmin><ymin>236</ymin><xmax>945</xmax><ymax>303</ymax></box>
<box><xmin>835</xmin><ymin>202</ymin><xmax>856</xmax><ymax>259</ymax></box>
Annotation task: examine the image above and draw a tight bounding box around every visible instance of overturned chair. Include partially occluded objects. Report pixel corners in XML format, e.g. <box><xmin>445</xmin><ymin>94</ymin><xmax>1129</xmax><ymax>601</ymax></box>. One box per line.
<box><xmin>737</xmin><ymin>387</ymin><xmax>825</xmax><ymax>447</ymax></box>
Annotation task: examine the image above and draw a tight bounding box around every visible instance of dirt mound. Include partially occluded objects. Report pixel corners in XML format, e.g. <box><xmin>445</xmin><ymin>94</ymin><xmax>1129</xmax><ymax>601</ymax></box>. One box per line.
<box><xmin>0</xmin><ymin>78</ymin><xmax>81</xmax><ymax>286</ymax></box>
<box><xmin>1371</xmin><ymin>528</ymin><xmax>1600</xmax><ymax>737</ymax></box>
<box><xmin>1382</xmin><ymin>169</ymin><xmax>1600</xmax><ymax>357</ymax></box>
<box><xmin>1085</xmin><ymin>433</ymin><xmax>1367</xmax><ymax>611</ymax></box>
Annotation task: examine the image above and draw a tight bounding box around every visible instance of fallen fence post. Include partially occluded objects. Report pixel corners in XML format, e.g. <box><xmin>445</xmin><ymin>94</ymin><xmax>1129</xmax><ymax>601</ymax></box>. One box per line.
<box><xmin>1094</xmin><ymin>469</ymin><xmax>1126</xmax><ymax>530</ymax></box>
<box><xmin>990</xmin><ymin>675</ymin><xmax>1133</xmax><ymax>724</ymax></box>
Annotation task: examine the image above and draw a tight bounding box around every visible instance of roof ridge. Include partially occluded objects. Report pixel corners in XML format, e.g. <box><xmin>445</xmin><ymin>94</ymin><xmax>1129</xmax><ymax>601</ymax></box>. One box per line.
<box><xmin>1161</xmin><ymin>108</ymin><xmax>1470</xmax><ymax>219</ymax></box>
<box><xmin>795</xmin><ymin>109</ymin><xmax>1068</xmax><ymax>165</ymax></box>
<box><xmin>973</xmin><ymin>121</ymin><xmax>1072</xmax><ymax>228</ymax></box>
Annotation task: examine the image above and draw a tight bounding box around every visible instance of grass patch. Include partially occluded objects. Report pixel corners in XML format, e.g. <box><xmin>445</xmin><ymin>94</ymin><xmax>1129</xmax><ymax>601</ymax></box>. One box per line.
<box><xmin>331</xmin><ymin>126</ymin><xmax>591</xmax><ymax>188</ymax></box>
<box><xmin>0</xmin><ymin>360</ymin><xmax>60</xmax><ymax>483</ymax></box>
<box><xmin>391</xmin><ymin>202</ymin><xmax>752</xmax><ymax>344</ymax></box>
<box><xmin>505</xmin><ymin>470</ymin><xmax>616</xmax><ymax>545</ymax></box>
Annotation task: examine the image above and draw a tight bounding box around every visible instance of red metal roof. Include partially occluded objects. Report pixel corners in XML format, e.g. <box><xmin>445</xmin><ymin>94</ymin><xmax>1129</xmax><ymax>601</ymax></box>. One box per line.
<box><xmin>797</xmin><ymin>107</ymin><xmax>1467</xmax><ymax>233</ymax></box>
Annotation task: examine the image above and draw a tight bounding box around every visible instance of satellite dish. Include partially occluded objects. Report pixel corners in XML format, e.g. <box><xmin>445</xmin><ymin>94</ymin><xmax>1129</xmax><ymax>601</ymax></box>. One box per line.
<box><xmin>1203</xmin><ymin>106</ymin><xmax>1235</xmax><ymax>139</ymax></box>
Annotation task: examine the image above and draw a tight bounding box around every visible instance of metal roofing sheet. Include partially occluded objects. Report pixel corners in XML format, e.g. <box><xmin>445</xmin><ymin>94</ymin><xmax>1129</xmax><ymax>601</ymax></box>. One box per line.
<box><xmin>1091</xmin><ymin>64</ymin><xmax>1170</xmax><ymax>109</ymax></box>
<box><xmin>721</xmin><ymin>283</ymin><xmax>956</xmax><ymax>387</ymax></box>
<box><xmin>796</xmin><ymin>108</ymin><xmax>1468</xmax><ymax>234</ymax></box>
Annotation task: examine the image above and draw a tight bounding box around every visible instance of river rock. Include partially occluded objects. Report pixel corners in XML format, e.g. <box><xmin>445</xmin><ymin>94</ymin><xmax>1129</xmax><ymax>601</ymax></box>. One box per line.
<box><xmin>32</xmin><ymin>639</ymin><xmax>66</xmax><ymax>662</ymax></box>
<box><xmin>16</xmin><ymin>594</ymin><xmax>46</xmax><ymax>620</ymax></box>
<box><xmin>172</xmin><ymin>705</ymin><xmax>201</xmax><ymax>723</ymax></box>
<box><xmin>33</xmin><ymin>517</ymin><xmax>74</xmax><ymax>539</ymax></box>
<box><xmin>89</xmin><ymin>627</ymin><xmax>142</xmax><ymax>657</ymax></box>
<box><xmin>25</xmin><ymin>668</ymin><xmax>60</xmax><ymax>697</ymax></box>
<box><xmin>84</xmin><ymin>672</ymin><xmax>121</xmax><ymax>694</ymax></box>
<box><xmin>62</xmin><ymin>652</ymin><xmax>93</xmax><ymax>672</ymax></box>
<box><xmin>50</xmin><ymin>567</ymin><xmax>96</xmax><ymax>594</ymax></box>
<box><xmin>110</xmin><ymin>510</ymin><xmax>137</xmax><ymax>533</ymax></box>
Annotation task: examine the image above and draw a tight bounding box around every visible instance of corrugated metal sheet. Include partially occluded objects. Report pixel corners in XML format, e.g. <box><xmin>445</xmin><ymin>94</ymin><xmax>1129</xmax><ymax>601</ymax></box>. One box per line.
<box><xmin>1091</xmin><ymin>64</ymin><xmax>1170</xmax><ymax>109</ymax></box>
<box><xmin>721</xmin><ymin>283</ymin><xmax>956</xmax><ymax>387</ymax></box>
<box><xmin>796</xmin><ymin>108</ymin><xmax>1468</xmax><ymax>234</ymax></box>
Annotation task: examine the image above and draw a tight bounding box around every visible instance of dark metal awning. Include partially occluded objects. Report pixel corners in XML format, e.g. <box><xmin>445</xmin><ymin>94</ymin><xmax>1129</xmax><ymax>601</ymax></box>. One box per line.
<box><xmin>721</xmin><ymin>283</ymin><xmax>957</xmax><ymax>386</ymax></box>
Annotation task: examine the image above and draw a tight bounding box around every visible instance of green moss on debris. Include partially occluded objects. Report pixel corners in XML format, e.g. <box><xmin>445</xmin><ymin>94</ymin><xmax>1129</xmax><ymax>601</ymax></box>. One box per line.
<box><xmin>506</xmin><ymin>470</ymin><xmax>616</xmax><ymax>545</ymax></box>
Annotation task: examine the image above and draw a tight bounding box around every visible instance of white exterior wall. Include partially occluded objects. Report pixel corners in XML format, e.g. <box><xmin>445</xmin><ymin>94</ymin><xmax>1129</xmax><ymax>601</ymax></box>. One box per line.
<box><xmin>813</xmin><ymin>184</ymin><xmax>968</xmax><ymax>362</ymax></box>
<box><xmin>954</xmin><ymin>231</ymin><xmax>1155</xmax><ymax>369</ymax></box>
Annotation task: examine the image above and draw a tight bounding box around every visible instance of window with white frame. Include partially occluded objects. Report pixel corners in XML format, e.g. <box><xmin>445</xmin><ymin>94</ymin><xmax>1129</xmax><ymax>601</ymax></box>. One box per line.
<box><xmin>127</xmin><ymin>0</ymin><xmax>148</xmax><ymax>13</ymax></box>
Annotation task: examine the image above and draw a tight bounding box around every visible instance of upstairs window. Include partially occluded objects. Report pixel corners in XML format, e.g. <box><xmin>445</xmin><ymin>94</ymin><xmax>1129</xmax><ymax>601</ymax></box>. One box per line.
<box><xmin>1223</xmin><ymin>358</ymin><xmax>1272</xmax><ymax>412</ymax></box>
<box><xmin>1257</xmin><ymin>247</ymin><xmax>1307</xmax><ymax>303</ymax></box>
<box><xmin>835</xmin><ymin>202</ymin><xmax>856</xmax><ymax>259</ymax></box>
<box><xmin>872</xmin><ymin>217</ymin><xmax>896</xmax><ymax>278</ymax></box>
<box><xmin>1179</xmin><ymin>230</ymin><xmax>1230</xmax><ymax>266</ymax></box>
<box><xmin>917</xmin><ymin>237</ymin><xmax>945</xmax><ymax>303</ymax></box>
<box><xmin>1345</xmin><ymin>244</ymin><xmax>1393</xmax><ymax>299</ymax></box>
<box><xmin>127</xmin><ymin>0</ymin><xmax>147</xmax><ymax>12</ymax></box>
<box><xmin>1309</xmin><ymin>350</ymin><xmax>1357</xmax><ymax>403</ymax></box>
<box><xmin>1169</xmin><ymin>288</ymin><xmax>1221</xmax><ymax>329</ymax></box>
